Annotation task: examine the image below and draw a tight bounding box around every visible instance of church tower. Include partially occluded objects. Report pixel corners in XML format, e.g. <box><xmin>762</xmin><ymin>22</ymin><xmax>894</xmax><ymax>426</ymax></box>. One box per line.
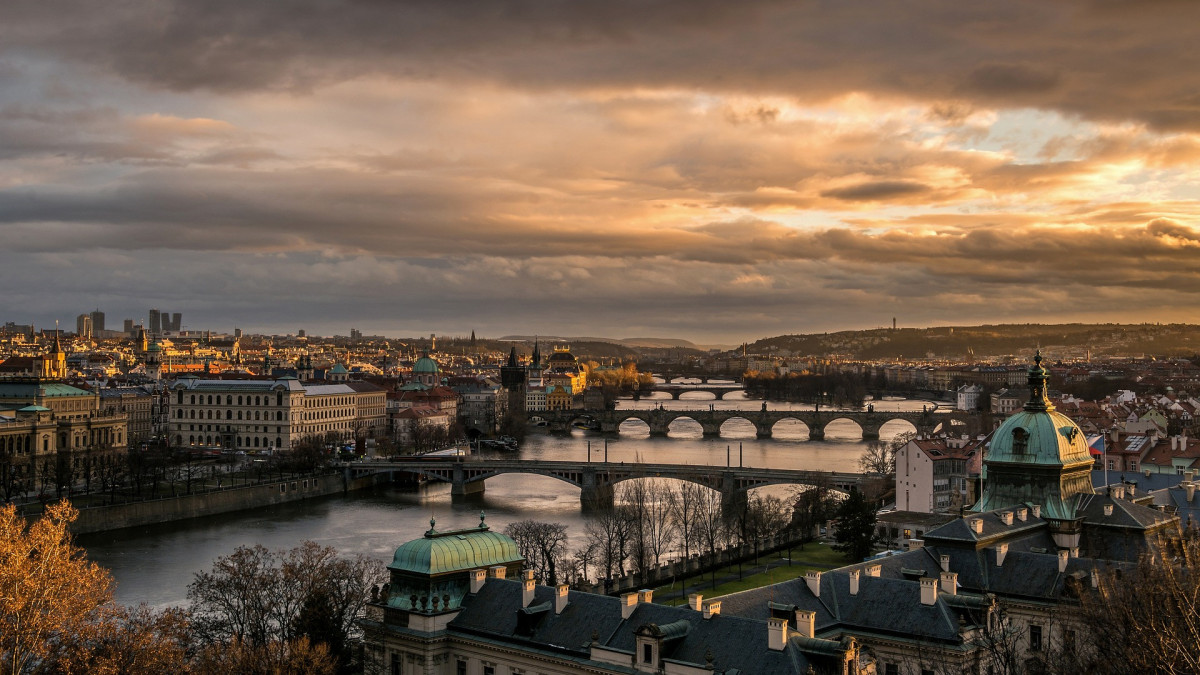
<box><xmin>39</xmin><ymin>332</ymin><xmax>67</xmax><ymax>380</ymax></box>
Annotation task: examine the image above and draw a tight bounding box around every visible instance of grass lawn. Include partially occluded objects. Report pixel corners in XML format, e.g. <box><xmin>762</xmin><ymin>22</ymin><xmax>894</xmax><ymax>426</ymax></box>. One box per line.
<box><xmin>652</xmin><ymin>542</ymin><xmax>851</xmax><ymax>606</ymax></box>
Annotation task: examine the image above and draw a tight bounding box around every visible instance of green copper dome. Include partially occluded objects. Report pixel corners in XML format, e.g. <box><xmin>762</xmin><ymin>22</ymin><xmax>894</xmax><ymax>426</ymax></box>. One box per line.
<box><xmin>390</xmin><ymin>517</ymin><xmax>522</xmax><ymax>576</ymax></box>
<box><xmin>975</xmin><ymin>351</ymin><xmax>1095</xmax><ymax>520</ymax></box>
<box><xmin>987</xmin><ymin>409</ymin><xmax>1093</xmax><ymax>467</ymax></box>
<box><xmin>412</xmin><ymin>354</ymin><xmax>440</xmax><ymax>375</ymax></box>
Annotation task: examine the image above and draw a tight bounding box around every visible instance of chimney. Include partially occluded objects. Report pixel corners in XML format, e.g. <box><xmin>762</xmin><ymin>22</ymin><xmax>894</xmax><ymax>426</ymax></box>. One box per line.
<box><xmin>1069</xmin><ymin>547</ymin><xmax>1079</xmax><ymax>558</ymax></box>
<box><xmin>702</xmin><ymin>600</ymin><xmax>721</xmax><ymax>619</ymax></box>
<box><xmin>1058</xmin><ymin>549</ymin><xmax>1069</xmax><ymax>573</ymax></box>
<box><xmin>1103</xmin><ymin>504</ymin><xmax>1114</xmax><ymax>516</ymax></box>
<box><xmin>470</xmin><ymin>568</ymin><xmax>487</xmax><ymax>594</ymax></box>
<box><xmin>971</xmin><ymin>519</ymin><xmax>984</xmax><ymax>534</ymax></box>
<box><xmin>555</xmin><ymin>584</ymin><xmax>569</xmax><ymax>614</ymax></box>
<box><xmin>1032</xmin><ymin>504</ymin><xmax>1042</xmax><ymax>518</ymax></box>
<box><xmin>1091</xmin><ymin>571</ymin><xmax>1100</xmax><ymax>589</ymax></box>
<box><xmin>488</xmin><ymin>565</ymin><xmax>507</xmax><ymax>580</ymax></box>
<box><xmin>767</xmin><ymin>617</ymin><xmax>789</xmax><ymax>651</ymax></box>
<box><xmin>522</xmin><ymin>570</ymin><xmax>536</xmax><ymax>607</ymax></box>
<box><xmin>1016</xmin><ymin>507</ymin><xmax>1028</xmax><ymax>522</ymax></box>
<box><xmin>939</xmin><ymin>571</ymin><xmax>958</xmax><ymax>596</ymax></box>
<box><xmin>638</xmin><ymin>589</ymin><xmax>653</xmax><ymax>604</ymax></box>
<box><xmin>1145</xmin><ymin>468</ymin><xmax>1152</xmax><ymax>478</ymax></box>
<box><xmin>621</xmin><ymin>592</ymin><xmax>638</xmax><ymax>620</ymax></box>
<box><xmin>1172</xmin><ymin>436</ymin><xmax>1179</xmax><ymax>451</ymax></box>
<box><xmin>1187</xmin><ymin>469</ymin><xmax>1196</xmax><ymax>482</ymax></box>
<box><xmin>688</xmin><ymin>593</ymin><xmax>704</xmax><ymax>612</ymax></box>
<box><xmin>1000</xmin><ymin>511</ymin><xmax>1013</xmax><ymax>526</ymax></box>
<box><xmin>920</xmin><ymin>577</ymin><xmax>937</xmax><ymax>606</ymax></box>
<box><xmin>1112</xmin><ymin>485</ymin><xmax>1125</xmax><ymax>500</ymax></box>
<box><xmin>1188</xmin><ymin>483</ymin><xmax>1196</xmax><ymax>503</ymax></box>
<box><xmin>805</xmin><ymin>571</ymin><xmax>822</xmax><ymax>598</ymax></box>
<box><xmin>849</xmin><ymin>569</ymin><xmax>861</xmax><ymax>596</ymax></box>
<box><xmin>866</xmin><ymin>564</ymin><xmax>882</xmax><ymax>578</ymax></box>
<box><xmin>996</xmin><ymin>543</ymin><xmax>1009</xmax><ymax>567</ymax></box>
<box><xmin>939</xmin><ymin>554</ymin><xmax>950</xmax><ymax>572</ymax></box>
<box><xmin>794</xmin><ymin>609</ymin><xmax>816</xmax><ymax>639</ymax></box>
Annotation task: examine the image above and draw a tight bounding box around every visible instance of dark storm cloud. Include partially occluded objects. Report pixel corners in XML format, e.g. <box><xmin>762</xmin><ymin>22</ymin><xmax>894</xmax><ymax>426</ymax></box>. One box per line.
<box><xmin>820</xmin><ymin>181</ymin><xmax>931</xmax><ymax>202</ymax></box>
<box><xmin>6</xmin><ymin>0</ymin><xmax>1200</xmax><ymax>130</ymax></box>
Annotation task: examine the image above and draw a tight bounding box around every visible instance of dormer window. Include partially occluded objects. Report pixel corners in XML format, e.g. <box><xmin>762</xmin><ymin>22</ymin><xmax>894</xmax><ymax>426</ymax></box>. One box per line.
<box><xmin>1012</xmin><ymin>428</ymin><xmax>1028</xmax><ymax>454</ymax></box>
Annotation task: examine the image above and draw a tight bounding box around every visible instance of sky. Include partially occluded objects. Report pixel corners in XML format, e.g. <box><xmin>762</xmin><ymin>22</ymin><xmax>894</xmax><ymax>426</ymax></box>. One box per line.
<box><xmin>2</xmin><ymin>1</ymin><xmax>1200</xmax><ymax>344</ymax></box>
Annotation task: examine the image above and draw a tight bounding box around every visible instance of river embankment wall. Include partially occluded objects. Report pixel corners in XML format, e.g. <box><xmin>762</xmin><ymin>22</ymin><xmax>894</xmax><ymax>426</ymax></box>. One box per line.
<box><xmin>66</xmin><ymin>472</ymin><xmax>387</xmax><ymax>535</ymax></box>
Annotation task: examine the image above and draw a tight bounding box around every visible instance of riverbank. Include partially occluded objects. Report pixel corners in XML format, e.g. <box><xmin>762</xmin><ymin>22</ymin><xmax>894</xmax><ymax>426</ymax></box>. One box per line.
<box><xmin>41</xmin><ymin>471</ymin><xmax>389</xmax><ymax>535</ymax></box>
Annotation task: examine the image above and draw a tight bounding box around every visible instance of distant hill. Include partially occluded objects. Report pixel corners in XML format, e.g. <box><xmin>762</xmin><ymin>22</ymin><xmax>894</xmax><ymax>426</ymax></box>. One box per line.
<box><xmin>746</xmin><ymin>323</ymin><xmax>1200</xmax><ymax>360</ymax></box>
<box><xmin>498</xmin><ymin>335</ymin><xmax>722</xmax><ymax>350</ymax></box>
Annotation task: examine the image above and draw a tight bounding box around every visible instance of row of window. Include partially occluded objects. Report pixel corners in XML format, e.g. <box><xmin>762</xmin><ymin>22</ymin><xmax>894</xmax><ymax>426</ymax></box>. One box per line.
<box><xmin>180</xmin><ymin>392</ymin><xmax>285</xmax><ymax>407</ymax></box>
<box><xmin>177</xmin><ymin>409</ymin><xmax>286</xmax><ymax>421</ymax></box>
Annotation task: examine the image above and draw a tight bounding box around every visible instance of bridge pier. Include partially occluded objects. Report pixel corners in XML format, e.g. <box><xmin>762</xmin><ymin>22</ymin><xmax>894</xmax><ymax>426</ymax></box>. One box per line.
<box><xmin>719</xmin><ymin>473</ymin><xmax>747</xmax><ymax>517</ymax></box>
<box><xmin>670</xmin><ymin>391</ymin><xmax>682</xmax><ymax>400</ymax></box>
<box><xmin>700</xmin><ymin>422</ymin><xmax>722</xmax><ymax>437</ymax></box>
<box><xmin>581</xmin><ymin>467</ymin><xmax>614</xmax><ymax>510</ymax></box>
<box><xmin>452</xmin><ymin>465</ymin><xmax>485</xmax><ymax>496</ymax></box>
<box><xmin>808</xmin><ymin>426</ymin><xmax>825</xmax><ymax>440</ymax></box>
<box><xmin>861</xmin><ymin>428</ymin><xmax>880</xmax><ymax>441</ymax></box>
<box><xmin>754</xmin><ymin>422</ymin><xmax>772</xmax><ymax>439</ymax></box>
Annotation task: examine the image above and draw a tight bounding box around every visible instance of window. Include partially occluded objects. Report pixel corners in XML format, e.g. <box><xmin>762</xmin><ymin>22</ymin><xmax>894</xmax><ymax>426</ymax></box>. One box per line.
<box><xmin>1012</xmin><ymin>427</ymin><xmax>1028</xmax><ymax>454</ymax></box>
<box><xmin>1029</xmin><ymin>624</ymin><xmax>1042</xmax><ymax>651</ymax></box>
<box><xmin>1064</xmin><ymin>629</ymin><xmax>1076</xmax><ymax>654</ymax></box>
<box><xmin>390</xmin><ymin>653</ymin><xmax>401</xmax><ymax>675</ymax></box>
<box><xmin>483</xmin><ymin>667</ymin><xmax>495</xmax><ymax>675</ymax></box>
<box><xmin>643</xmin><ymin>643</ymin><xmax>653</xmax><ymax>663</ymax></box>
<box><xmin>885</xmin><ymin>665</ymin><xmax>899</xmax><ymax>675</ymax></box>
<box><xmin>456</xmin><ymin>662</ymin><xmax>467</xmax><ymax>675</ymax></box>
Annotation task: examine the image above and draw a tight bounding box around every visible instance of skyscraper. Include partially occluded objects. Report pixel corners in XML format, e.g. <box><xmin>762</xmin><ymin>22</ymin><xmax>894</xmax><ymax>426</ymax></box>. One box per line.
<box><xmin>90</xmin><ymin>309</ymin><xmax>105</xmax><ymax>333</ymax></box>
<box><xmin>75</xmin><ymin>314</ymin><xmax>92</xmax><ymax>338</ymax></box>
<box><xmin>148</xmin><ymin>308</ymin><xmax>161</xmax><ymax>334</ymax></box>
<box><xmin>123</xmin><ymin>318</ymin><xmax>134</xmax><ymax>334</ymax></box>
<box><xmin>170</xmin><ymin>312</ymin><xmax>182</xmax><ymax>332</ymax></box>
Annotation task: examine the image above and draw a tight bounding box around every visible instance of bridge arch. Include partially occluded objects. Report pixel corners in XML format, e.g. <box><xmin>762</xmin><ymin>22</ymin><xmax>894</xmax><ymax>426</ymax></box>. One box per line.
<box><xmin>718</xmin><ymin>416</ymin><xmax>761</xmax><ymax>439</ymax></box>
<box><xmin>876</xmin><ymin>418</ymin><xmax>919</xmax><ymax>439</ymax></box>
<box><xmin>767</xmin><ymin>417</ymin><xmax>812</xmax><ymax>439</ymax></box>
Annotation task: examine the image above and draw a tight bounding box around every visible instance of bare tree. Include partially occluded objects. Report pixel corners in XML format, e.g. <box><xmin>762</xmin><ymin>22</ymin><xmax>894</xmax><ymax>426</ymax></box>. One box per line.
<box><xmin>187</xmin><ymin>540</ymin><xmax>385</xmax><ymax>670</ymax></box>
<box><xmin>583</xmin><ymin>508</ymin><xmax>632</xmax><ymax>582</ymax></box>
<box><xmin>504</xmin><ymin>520</ymin><xmax>570</xmax><ymax>585</ymax></box>
<box><xmin>691</xmin><ymin>485</ymin><xmax>729</xmax><ymax>589</ymax></box>
<box><xmin>670</xmin><ymin>481</ymin><xmax>707</xmax><ymax>561</ymax></box>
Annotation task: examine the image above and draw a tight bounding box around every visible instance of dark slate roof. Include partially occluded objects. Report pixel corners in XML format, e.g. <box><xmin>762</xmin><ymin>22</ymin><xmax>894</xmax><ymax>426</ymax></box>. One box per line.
<box><xmin>1076</xmin><ymin>494</ymin><xmax>1175</xmax><ymax>530</ymax></box>
<box><xmin>923</xmin><ymin>509</ymin><xmax>1046</xmax><ymax>546</ymax></box>
<box><xmin>718</xmin><ymin>558</ymin><xmax>970</xmax><ymax>645</ymax></box>
<box><xmin>1093</xmin><ymin>469</ymin><xmax>1185</xmax><ymax>493</ymax></box>
<box><xmin>450</xmin><ymin>579</ymin><xmax>838</xmax><ymax>674</ymax></box>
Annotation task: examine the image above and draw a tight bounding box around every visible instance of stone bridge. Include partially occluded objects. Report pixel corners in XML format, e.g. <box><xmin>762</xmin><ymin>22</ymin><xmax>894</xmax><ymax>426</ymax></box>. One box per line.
<box><xmin>631</xmin><ymin>384</ymin><xmax>746</xmax><ymax>400</ymax></box>
<box><xmin>534</xmin><ymin>407</ymin><xmax>976</xmax><ymax>440</ymax></box>
<box><xmin>342</xmin><ymin>459</ymin><xmax>868</xmax><ymax>511</ymax></box>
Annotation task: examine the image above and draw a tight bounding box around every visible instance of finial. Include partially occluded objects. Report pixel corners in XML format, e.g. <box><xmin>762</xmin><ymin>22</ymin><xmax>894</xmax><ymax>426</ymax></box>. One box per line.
<box><xmin>479</xmin><ymin>510</ymin><xmax>487</xmax><ymax>529</ymax></box>
<box><xmin>426</xmin><ymin>517</ymin><xmax>437</xmax><ymax>535</ymax></box>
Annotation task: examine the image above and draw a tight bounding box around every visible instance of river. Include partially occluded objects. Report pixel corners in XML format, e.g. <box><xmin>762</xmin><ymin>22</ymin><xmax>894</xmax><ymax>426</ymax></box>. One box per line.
<box><xmin>80</xmin><ymin>390</ymin><xmax>937</xmax><ymax>607</ymax></box>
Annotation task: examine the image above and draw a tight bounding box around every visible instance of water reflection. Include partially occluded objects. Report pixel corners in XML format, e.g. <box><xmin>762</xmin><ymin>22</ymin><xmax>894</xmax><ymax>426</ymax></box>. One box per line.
<box><xmin>83</xmin><ymin>395</ymin><xmax>937</xmax><ymax>607</ymax></box>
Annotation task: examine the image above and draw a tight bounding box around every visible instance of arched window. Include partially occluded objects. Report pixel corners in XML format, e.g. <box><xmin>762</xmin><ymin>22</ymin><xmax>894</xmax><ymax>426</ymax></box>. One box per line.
<box><xmin>277</xmin><ymin>411</ymin><xmax>283</xmax><ymax>421</ymax></box>
<box><xmin>276</xmin><ymin>437</ymin><xmax>282</xmax><ymax>448</ymax></box>
<box><xmin>277</xmin><ymin>392</ymin><xmax>283</xmax><ymax>406</ymax></box>
<box><xmin>238</xmin><ymin>411</ymin><xmax>243</xmax><ymax>420</ymax></box>
<box><xmin>207</xmin><ymin>395</ymin><xmax>213</xmax><ymax>405</ymax></box>
<box><xmin>226</xmin><ymin>395</ymin><xmax>232</xmax><ymax>405</ymax></box>
<box><xmin>238</xmin><ymin>396</ymin><xmax>243</xmax><ymax>405</ymax></box>
<box><xmin>190</xmin><ymin>410</ymin><xmax>195</xmax><ymax>419</ymax></box>
<box><xmin>1012</xmin><ymin>428</ymin><xmax>1028</xmax><ymax>454</ymax></box>
<box><xmin>255</xmin><ymin>411</ymin><xmax>260</xmax><ymax>421</ymax></box>
<box><xmin>255</xmin><ymin>396</ymin><xmax>261</xmax><ymax>406</ymax></box>
<box><xmin>190</xmin><ymin>395</ymin><xmax>196</xmax><ymax>405</ymax></box>
<box><xmin>178</xmin><ymin>390</ymin><xmax>184</xmax><ymax>405</ymax></box>
<box><xmin>226</xmin><ymin>410</ymin><xmax>232</xmax><ymax>420</ymax></box>
<box><xmin>176</xmin><ymin>435</ymin><xmax>183</xmax><ymax>446</ymax></box>
<box><xmin>254</xmin><ymin>437</ymin><xmax>260</xmax><ymax>447</ymax></box>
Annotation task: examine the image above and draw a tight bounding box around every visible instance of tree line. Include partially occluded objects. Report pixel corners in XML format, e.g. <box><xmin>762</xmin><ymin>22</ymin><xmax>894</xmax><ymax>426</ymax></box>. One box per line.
<box><xmin>1</xmin><ymin>501</ymin><xmax>385</xmax><ymax>675</ymax></box>
<box><xmin>742</xmin><ymin>370</ymin><xmax>869</xmax><ymax>408</ymax></box>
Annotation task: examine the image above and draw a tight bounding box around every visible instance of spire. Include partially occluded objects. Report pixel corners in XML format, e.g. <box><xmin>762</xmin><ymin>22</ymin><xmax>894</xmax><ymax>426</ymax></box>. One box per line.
<box><xmin>532</xmin><ymin>337</ymin><xmax>541</xmax><ymax>366</ymax></box>
<box><xmin>1024</xmin><ymin>350</ymin><xmax>1053</xmax><ymax>412</ymax></box>
<box><xmin>507</xmin><ymin>346</ymin><xmax>518</xmax><ymax>367</ymax></box>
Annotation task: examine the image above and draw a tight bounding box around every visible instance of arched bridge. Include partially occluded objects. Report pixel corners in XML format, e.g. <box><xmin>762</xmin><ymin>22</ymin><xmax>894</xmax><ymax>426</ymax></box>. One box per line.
<box><xmin>534</xmin><ymin>407</ymin><xmax>976</xmax><ymax>440</ymax></box>
<box><xmin>343</xmin><ymin>459</ymin><xmax>868</xmax><ymax>511</ymax></box>
<box><xmin>632</xmin><ymin>384</ymin><xmax>745</xmax><ymax>400</ymax></box>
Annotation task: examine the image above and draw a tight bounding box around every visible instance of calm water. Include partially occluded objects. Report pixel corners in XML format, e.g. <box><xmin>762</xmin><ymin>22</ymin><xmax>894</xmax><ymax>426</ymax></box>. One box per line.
<box><xmin>81</xmin><ymin>391</ymin><xmax>936</xmax><ymax>607</ymax></box>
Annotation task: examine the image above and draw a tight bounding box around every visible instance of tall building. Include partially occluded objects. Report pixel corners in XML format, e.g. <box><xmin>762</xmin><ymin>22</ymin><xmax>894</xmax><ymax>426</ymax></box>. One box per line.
<box><xmin>148</xmin><ymin>308</ymin><xmax>161</xmax><ymax>334</ymax></box>
<box><xmin>75</xmin><ymin>314</ymin><xmax>92</xmax><ymax>339</ymax></box>
<box><xmin>169</xmin><ymin>312</ymin><xmax>182</xmax><ymax>332</ymax></box>
<box><xmin>89</xmin><ymin>309</ymin><xmax>105</xmax><ymax>333</ymax></box>
<box><xmin>123</xmin><ymin>318</ymin><xmax>135</xmax><ymax>334</ymax></box>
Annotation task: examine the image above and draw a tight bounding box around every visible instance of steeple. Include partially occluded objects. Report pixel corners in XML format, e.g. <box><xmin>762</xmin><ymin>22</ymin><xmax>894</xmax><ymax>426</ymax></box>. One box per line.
<box><xmin>507</xmin><ymin>346</ymin><xmax>518</xmax><ymax>368</ymax></box>
<box><xmin>531</xmin><ymin>337</ymin><xmax>541</xmax><ymax>366</ymax></box>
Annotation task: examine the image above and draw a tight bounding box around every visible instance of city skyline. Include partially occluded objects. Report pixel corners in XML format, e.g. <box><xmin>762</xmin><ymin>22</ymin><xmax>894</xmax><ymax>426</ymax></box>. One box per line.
<box><xmin>2</xmin><ymin>2</ymin><xmax>1200</xmax><ymax>342</ymax></box>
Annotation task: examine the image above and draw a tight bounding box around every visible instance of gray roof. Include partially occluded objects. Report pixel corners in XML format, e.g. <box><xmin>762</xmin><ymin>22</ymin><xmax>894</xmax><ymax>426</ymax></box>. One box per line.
<box><xmin>450</xmin><ymin>579</ymin><xmax>842</xmax><ymax>674</ymax></box>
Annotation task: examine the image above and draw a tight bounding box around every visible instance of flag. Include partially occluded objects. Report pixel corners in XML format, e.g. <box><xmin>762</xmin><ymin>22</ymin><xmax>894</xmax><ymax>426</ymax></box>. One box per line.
<box><xmin>1087</xmin><ymin>434</ymin><xmax>1105</xmax><ymax>457</ymax></box>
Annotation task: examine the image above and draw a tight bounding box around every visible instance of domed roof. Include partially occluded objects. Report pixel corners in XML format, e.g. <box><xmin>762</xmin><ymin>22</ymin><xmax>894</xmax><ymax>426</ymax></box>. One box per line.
<box><xmin>390</xmin><ymin>516</ymin><xmax>522</xmax><ymax>576</ymax></box>
<box><xmin>547</xmin><ymin>348</ymin><xmax>576</xmax><ymax>364</ymax></box>
<box><xmin>975</xmin><ymin>352</ymin><xmax>1095</xmax><ymax>520</ymax></box>
<box><xmin>412</xmin><ymin>354</ymin><xmax>440</xmax><ymax>375</ymax></box>
<box><xmin>329</xmin><ymin>363</ymin><xmax>348</xmax><ymax>374</ymax></box>
<box><xmin>146</xmin><ymin>341</ymin><xmax>162</xmax><ymax>353</ymax></box>
<box><xmin>988</xmin><ymin>408</ymin><xmax>1093</xmax><ymax>467</ymax></box>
